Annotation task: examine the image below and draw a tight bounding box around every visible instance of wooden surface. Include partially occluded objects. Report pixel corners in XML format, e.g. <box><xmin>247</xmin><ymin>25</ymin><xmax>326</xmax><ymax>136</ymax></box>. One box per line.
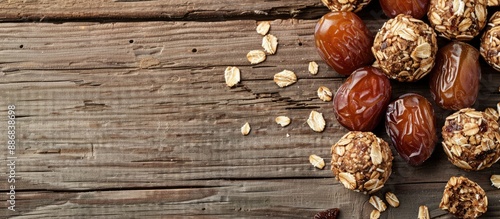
<box><xmin>0</xmin><ymin>1</ymin><xmax>500</xmax><ymax>218</ymax></box>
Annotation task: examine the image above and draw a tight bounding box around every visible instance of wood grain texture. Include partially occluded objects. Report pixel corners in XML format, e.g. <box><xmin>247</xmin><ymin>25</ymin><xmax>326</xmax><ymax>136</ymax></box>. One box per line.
<box><xmin>0</xmin><ymin>0</ymin><xmax>329</xmax><ymax>21</ymax></box>
<box><xmin>0</xmin><ymin>4</ymin><xmax>500</xmax><ymax>219</ymax></box>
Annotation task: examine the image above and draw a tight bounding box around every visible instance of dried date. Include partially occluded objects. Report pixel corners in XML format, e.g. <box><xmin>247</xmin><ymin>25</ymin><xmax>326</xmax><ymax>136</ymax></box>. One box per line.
<box><xmin>314</xmin><ymin>12</ymin><xmax>374</xmax><ymax>76</ymax></box>
<box><xmin>429</xmin><ymin>41</ymin><xmax>481</xmax><ymax>110</ymax></box>
<box><xmin>333</xmin><ymin>66</ymin><xmax>392</xmax><ymax>131</ymax></box>
<box><xmin>314</xmin><ymin>208</ymin><xmax>340</xmax><ymax>219</ymax></box>
<box><xmin>385</xmin><ymin>93</ymin><xmax>437</xmax><ymax>166</ymax></box>
<box><xmin>379</xmin><ymin>0</ymin><xmax>430</xmax><ymax>19</ymax></box>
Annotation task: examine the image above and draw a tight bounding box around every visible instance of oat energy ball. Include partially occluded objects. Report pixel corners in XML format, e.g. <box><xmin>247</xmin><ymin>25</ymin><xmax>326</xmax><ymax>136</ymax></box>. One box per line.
<box><xmin>480</xmin><ymin>12</ymin><xmax>500</xmax><ymax>72</ymax></box>
<box><xmin>442</xmin><ymin>108</ymin><xmax>500</xmax><ymax>171</ymax></box>
<box><xmin>331</xmin><ymin>131</ymin><xmax>393</xmax><ymax>194</ymax></box>
<box><xmin>372</xmin><ymin>14</ymin><xmax>438</xmax><ymax>82</ymax></box>
<box><xmin>439</xmin><ymin>176</ymin><xmax>488</xmax><ymax>219</ymax></box>
<box><xmin>321</xmin><ymin>0</ymin><xmax>371</xmax><ymax>12</ymax></box>
<box><xmin>428</xmin><ymin>0</ymin><xmax>488</xmax><ymax>41</ymax></box>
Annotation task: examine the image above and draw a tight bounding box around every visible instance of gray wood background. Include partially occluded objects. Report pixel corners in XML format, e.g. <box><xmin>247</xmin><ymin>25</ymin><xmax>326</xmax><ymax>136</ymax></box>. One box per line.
<box><xmin>0</xmin><ymin>1</ymin><xmax>499</xmax><ymax>218</ymax></box>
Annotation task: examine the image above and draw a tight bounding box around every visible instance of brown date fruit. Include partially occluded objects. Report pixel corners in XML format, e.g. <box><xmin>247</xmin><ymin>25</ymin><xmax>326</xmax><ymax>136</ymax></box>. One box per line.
<box><xmin>333</xmin><ymin>66</ymin><xmax>392</xmax><ymax>131</ymax></box>
<box><xmin>379</xmin><ymin>0</ymin><xmax>429</xmax><ymax>19</ymax></box>
<box><xmin>314</xmin><ymin>12</ymin><xmax>374</xmax><ymax>76</ymax></box>
<box><xmin>385</xmin><ymin>93</ymin><xmax>437</xmax><ymax>166</ymax></box>
<box><xmin>429</xmin><ymin>41</ymin><xmax>481</xmax><ymax>110</ymax></box>
<box><xmin>314</xmin><ymin>208</ymin><xmax>340</xmax><ymax>219</ymax></box>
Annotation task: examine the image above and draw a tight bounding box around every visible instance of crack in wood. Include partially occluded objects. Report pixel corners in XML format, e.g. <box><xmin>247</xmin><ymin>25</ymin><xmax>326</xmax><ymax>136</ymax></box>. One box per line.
<box><xmin>73</xmin><ymin>100</ymin><xmax>110</xmax><ymax>112</ymax></box>
<box><xmin>0</xmin><ymin>4</ymin><xmax>330</xmax><ymax>22</ymax></box>
<box><xmin>91</xmin><ymin>143</ymin><xmax>95</xmax><ymax>158</ymax></box>
<box><xmin>114</xmin><ymin>0</ymin><xmax>154</xmax><ymax>2</ymax></box>
<box><xmin>0</xmin><ymin>185</ymin><xmax>223</xmax><ymax>193</ymax></box>
<box><xmin>72</xmin><ymin>80</ymin><xmax>102</xmax><ymax>87</ymax></box>
<box><xmin>192</xmin><ymin>176</ymin><xmax>332</xmax><ymax>181</ymax></box>
<box><xmin>35</xmin><ymin>149</ymin><xmax>62</xmax><ymax>154</ymax></box>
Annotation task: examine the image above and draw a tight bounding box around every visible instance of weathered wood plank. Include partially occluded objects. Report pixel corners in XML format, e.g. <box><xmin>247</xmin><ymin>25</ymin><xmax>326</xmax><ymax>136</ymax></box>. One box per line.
<box><xmin>0</xmin><ymin>19</ymin><xmax>500</xmax><ymax>218</ymax></box>
<box><xmin>0</xmin><ymin>0</ymin><xmax>329</xmax><ymax>21</ymax></box>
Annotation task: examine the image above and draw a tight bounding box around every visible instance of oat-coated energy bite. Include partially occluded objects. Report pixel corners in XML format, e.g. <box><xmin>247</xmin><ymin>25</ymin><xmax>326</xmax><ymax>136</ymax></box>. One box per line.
<box><xmin>372</xmin><ymin>14</ymin><xmax>438</xmax><ymax>82</ymax></box>
<box><xmin>428</xmin><ymin>0</ymin><xmax>488</xmax><ymax>41</ymax></box>
<box><xmin>442</xmin><ymin>108</ymin><xmax>500</xmax><ymax>171</ymax></box>
<box><xmin>480</xmin><ymin>12</ymin><xmax>500</xmax><ymax>72</ymax></box>
<box><xmin>321</xmin><ymin>0</ymin><xmax>371</xmax><ymax>12</ymax></box>
<box><xmin>331</xmin><ymin>131</ymin><xmax>393</xmax><ymax>194</ymax></box>
<box><xmin>439</xmin><ymin>176</ymin><xmax>488</xmax><ymax>218</ymax></box>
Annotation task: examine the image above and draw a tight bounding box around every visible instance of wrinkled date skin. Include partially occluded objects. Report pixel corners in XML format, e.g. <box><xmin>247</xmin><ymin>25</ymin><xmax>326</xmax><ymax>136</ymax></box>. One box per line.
<box><xmin>334</xmin><ymin>66</ymin><xmax>392</xmax><ymax>131</ymax></box>
<box><xmin>314</xmin><ymin>208</ymin><xmax>340</xmax><ymax>219</ymax></box>
<box><xmin>385</xmin><ymin>93</ymin><xmax>437</xmax><ymax>166</ymax></box>
<box><xmin>429</xmin><ymin>41</ymin><xmax>481</xmax><ymax>110</ymax></box>
<box><xmin>314</xmin><ymin>12</ymin><xmax>374</xmax><ymax>76</ymax></box>
<box><xmin>379</xmin><ymin>0</ymin><xmax>429</xmax><ymax>19</ymax></box>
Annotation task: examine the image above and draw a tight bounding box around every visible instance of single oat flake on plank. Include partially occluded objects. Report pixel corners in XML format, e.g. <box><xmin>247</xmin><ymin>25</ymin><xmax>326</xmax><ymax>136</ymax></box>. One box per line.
<box><xmin>369</xmin><ymin>195</ymin><xmax>387</xmax><ymax>212</ymax></box>
<box><xmin>309</xmin><ymin>154</ymin><xmax>325</xmax><ymax>169</ymax></box>
<box><xmin>274</xmin><ymin>70</ymin><xmax>297</xmax><ymax>88</ymax></box>
<box><xmin>418</xmin><ymin>205</ymin><xmax>429</xmax><ymax>219</ymax></box>
<box><xmin>307</xmin><ymin>110</ymin><xmax>325</xmax><ymax>132</ymax></box>
<box><xmin>256</xmin><ymin>21</ymin><xmax>271</xmax><ymax>35</ymax></box>
<box><xmin>275</xmin><ymin>116</ymin><xmax>291</xmax><ymax>127</ymax></box>
<box><xmin>385</xmin><ymin>192</ymin><xmax>400</xmax><ymax>208</ymax></box>
<box><xmin>308</xmin><ymin>61</ymin><xmax>319</xmax><ymax>75</ymax></box>
<box><xmin>370</xmin><ymin>210</ymin><xmax>380</xmax><ymax>219</ymax></box>
<box><xmin>491</xmin><ymin>174</ymin><xmax>500</xmax><ymax>188</ymax></box>
<box><xmin>262</xmin><ymin>34</ymin><xmax>278</xmax><ymax>55</ymax></box>
<box><xmin>246</xmin><ymin>50</ymin><xmax>266</xmax><ymax>64</ymax></box>
<box><xmin>317</xmin><ymin>86</ymin><xmax>333</xmax><ymax>102</ymax></box>
<box><xmin>224</xmin><ymin>66</ymin><xmax>240</xmax><ymax>87</ymax></box>
<box><xmin>241</xmin><ymin>122</ymin><xmax>251</xmax><ymax>136</ymax></box>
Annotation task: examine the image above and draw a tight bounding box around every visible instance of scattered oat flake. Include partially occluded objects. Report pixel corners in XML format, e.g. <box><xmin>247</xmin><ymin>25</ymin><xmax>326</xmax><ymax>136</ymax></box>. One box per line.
<box><xmin>246</xmin><ymin>50</ymin><xmax>266</xmax><ymax>64</ymax></box>
<box><xmin>224</xmin><ymin>66</ymin><xmax>240</xmax><ymax>87</ymax></box>
<box><xmin>307</xmin><ymin>110</ymin><xmax>326</xmax><ymax>132</ymax></box>
<box><xmin>385</xmin><ymin>192</ymin><xmax>400</xmax><ymax>208</ymax></box>
<box><xmin>262</xmin><ymin>34</ymin><xmax>278</xmax><ymax>55</ymax></box>
<box><xmin>309</xmin><ymin>154</ymin><xmax>325</xmax><ymax>169</ymax></box>
<box><xmin>241</xmin><ymin>122</ymin><xmax>251</xmax><ymax>136</ymax></box>
<box><xmin>370</xmin><ymin>209</ymin><xmax>380</xmax><ymax>219</ymax></box>
<box><xmin>491</xmin><ymin>175</ymin><xmax>500</xmax><ymax>188</ymax></box>
<box><xmin>256</xmin><ymin>21</ymin><xmax>271</xmax><ymax>36</ymax></box>
<box><xmin>309</xmin><ymin>61</ymin><xmax>319</xmax><ymax>75</ymax></box>
<box><xmin>274</xmin><ymin>70</ymin><xmax>297</xmax><ymax>87</ymax></box>
<box><xmin>275</xmin><ymin>116</ymin><xmax>291</xmax><ymax>127</ymax></box>
<box><xmin>369</xmin><ymin>195</ymin><xmax>387</xmax><ymax>212</ymax></box>
<box><xmin>317</xmin><ymin>86</ymin><xmax>333</xmax><ymax>102</ymax></box>
<box><xmin>418</xmin><ymin>205</ymin><xmax>430</xmax><ymax>219</ymax></box>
